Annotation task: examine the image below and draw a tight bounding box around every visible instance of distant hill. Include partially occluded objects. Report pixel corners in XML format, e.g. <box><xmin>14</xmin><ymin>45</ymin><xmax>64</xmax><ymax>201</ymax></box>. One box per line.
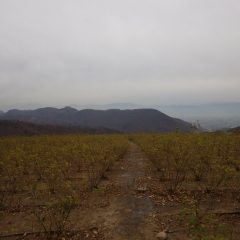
<box><xmin>0</xmin><ymin>120</ymin><xmax>118</xmax><ymax>137</ymax></box>
<box><xmin>228</xmin><ymin>126</ymin><xmax>240</xmax><ymax>134</ymax></box>
<box><xmin>76</xmin><ymin>103</ymin><xmax>144</xmax><ymax>110</ymax></box>
<box><xmin>0</xmin><ymin>107</ymin><xmax>193</xmax><ymax>133</ymax></box>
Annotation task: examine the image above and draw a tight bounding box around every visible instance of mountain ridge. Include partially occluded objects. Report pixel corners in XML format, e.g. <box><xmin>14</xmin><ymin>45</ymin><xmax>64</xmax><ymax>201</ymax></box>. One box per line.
<box><xmin>0</xmin><ymin>120</ymin><xmax>119</xmax><ymax>136</ymax></box>
<box><xmin>0</xmin><ymin>107</ymin><xmax>193</xmax><ymax>133</ymax></box>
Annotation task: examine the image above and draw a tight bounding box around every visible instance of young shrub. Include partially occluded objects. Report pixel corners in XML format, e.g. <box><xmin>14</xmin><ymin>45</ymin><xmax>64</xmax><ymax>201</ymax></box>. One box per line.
<box><xmin>32</xmin><ymin>181</ymin><xmax>78</xmax><ymax>237</ymax></box>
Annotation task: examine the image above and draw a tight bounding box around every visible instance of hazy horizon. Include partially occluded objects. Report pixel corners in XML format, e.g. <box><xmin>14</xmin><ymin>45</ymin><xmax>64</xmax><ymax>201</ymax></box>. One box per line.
<box><xmin>1</xmin><ymin>101</ymin><xmax>240</xmax><ymax>111</ymax></box>
<box><xmin>1</xmin><ymin>0</ymin><xmax>240</xmax><ymax>110</ymax></box>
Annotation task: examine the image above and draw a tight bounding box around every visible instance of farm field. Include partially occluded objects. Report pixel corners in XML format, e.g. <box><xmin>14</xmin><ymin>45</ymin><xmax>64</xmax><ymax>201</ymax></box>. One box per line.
<box><xmin>132</xmin><ymin>133</ymin><xmax>240</xmax><ymax>239</ymax></box>
<box><xmin>0</xmin><ymin>134</ymin><xmax>128</xmax><ymax>239</ymax></box>
<box><xmin>0</xmin><ymin>133</ymin><xmax>240</xmax><ymax>239</ymax></box>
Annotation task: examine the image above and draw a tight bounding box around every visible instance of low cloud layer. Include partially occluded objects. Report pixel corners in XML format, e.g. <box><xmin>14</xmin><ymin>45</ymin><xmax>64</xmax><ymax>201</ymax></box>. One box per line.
<box><xmin>0</xmin><ymin>0</ymin><xmax>240</xmax><ymax>110</ymax></box>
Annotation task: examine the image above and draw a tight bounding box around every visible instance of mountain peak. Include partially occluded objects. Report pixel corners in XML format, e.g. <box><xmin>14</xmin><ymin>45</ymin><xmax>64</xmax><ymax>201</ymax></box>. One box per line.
<box><xmin>61</xmin><ymin>106</ymin><xmax>78</xmax><ymax>112</ymax></box>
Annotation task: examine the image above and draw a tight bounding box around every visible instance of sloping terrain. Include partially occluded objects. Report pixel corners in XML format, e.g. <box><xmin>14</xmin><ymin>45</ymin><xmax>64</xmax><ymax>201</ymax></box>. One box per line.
<box><xmin>0</xmin><ymin>107</ymin><xmax>193</xmax><ymax>132</ymax></box>
<box><xmin>1</xmin><ymin>138</ymin><xmax>239</xmax><ymax>239</ymax></box>
<box><xmin>0</xmin><ymin>120</ymin><xmax>118</xmax><ymax>136</ymax></box>
<box><xmin>228</xmin><ymin>126</ymin><xmax>240</xmax><ymax>133</ymax></box>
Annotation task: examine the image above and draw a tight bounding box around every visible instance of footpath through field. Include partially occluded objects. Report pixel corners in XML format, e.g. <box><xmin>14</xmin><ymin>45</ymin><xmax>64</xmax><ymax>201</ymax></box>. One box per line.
<box><xmin>76</xmin><ymin>142</ymin><xmax>157</xmax><ymax>240</ymax></box>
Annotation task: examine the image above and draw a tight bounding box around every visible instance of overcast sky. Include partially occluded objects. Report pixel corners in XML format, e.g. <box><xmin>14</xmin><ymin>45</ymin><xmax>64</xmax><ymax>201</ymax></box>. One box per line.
<box><xmin>0</xmin><ymin>0</ymin><xmax>240</xmax><ymax>110</ymax></box>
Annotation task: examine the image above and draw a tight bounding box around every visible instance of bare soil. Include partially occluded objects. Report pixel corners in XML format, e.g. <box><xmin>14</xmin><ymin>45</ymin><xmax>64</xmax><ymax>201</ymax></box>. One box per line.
<box><xmin>70</xmin><ymin>141</ymin><xmax>240</xmax><ymax>240</ymax></box>
<box><xmin>1</xmin><ymin>142</ymin><xmax>240</xmax><ymax>239</ymax></box>
<box><xmin>72</xmin><ymin>142</ymin><xmax>158</xmax><ymax>239</ymax></box>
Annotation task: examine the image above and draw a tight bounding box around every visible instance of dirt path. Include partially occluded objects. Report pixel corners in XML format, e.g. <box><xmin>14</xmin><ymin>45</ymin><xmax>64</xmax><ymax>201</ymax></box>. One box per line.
<box><xmin>76</xmin><ymin>142</ymin><xmax>158</xmax><ymax>239</ymax></box>
<box><xmin>1</xmin><ymin>141</ymin><xmax>239</xmax><ymax>239</ymax></box>
<box><xmin>73</xmin><ymin>141</ymin><xmax>240</xmax><ymax>240</ymax></box>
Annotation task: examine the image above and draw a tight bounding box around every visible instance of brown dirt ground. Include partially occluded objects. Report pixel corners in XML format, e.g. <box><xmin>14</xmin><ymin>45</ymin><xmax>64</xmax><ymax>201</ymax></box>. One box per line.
<box><xmin>1</xmin><ymin>142</ymin><xmax>240</xmax><ymax>239</ymax></box>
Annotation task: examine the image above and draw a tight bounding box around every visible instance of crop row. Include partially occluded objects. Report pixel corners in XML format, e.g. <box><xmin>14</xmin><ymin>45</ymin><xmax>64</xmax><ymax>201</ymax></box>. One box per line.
<box><xmin>0</xmin><ymin>134</ymin><xmax>128</xmax><ymax>235</ymax></box>
<box><xmin>133</xmin><ymin>133</ymin><xmax>240</xmax><ymax>193</ymax></box>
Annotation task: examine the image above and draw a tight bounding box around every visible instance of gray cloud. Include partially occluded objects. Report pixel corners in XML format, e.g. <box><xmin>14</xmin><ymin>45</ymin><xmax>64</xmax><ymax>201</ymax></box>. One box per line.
<box><xmin>0</xmin><ymin>0</ymin><xmax>240</xmax><ymax>110</ymax></box>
